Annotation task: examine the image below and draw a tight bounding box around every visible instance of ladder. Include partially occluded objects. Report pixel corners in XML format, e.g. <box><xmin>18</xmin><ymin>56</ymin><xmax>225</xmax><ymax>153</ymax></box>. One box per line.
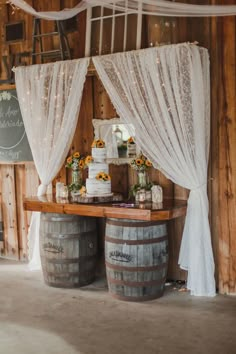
<box><xmin>31</xmin><ymin>18</ymin><xmax>71</xmax><ymax>64</ymax></box>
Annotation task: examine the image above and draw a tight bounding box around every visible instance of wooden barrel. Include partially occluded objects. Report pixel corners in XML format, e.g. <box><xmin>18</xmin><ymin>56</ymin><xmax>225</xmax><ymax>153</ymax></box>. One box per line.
<box><xmin>105</xmin><ymin>218</ymin><xmax>168</xmax><ymax>301</ymax></box>
<box><xmin>40</xmin><ymin>213</ymin><xmax>97</xmax><ymax>288</ymax></box>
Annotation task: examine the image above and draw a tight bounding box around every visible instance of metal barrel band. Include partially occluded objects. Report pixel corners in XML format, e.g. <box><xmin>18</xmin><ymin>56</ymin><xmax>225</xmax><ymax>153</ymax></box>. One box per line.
<box><xmin>41</xmin><ymin>230</ymin><xmax>96</xmax><ymax>239</ymax></box>
<box><xmin>110</xmin><ymin>292</ymin><xmax>164</xmax><ymax>302</ymax></box>
<box><xmin>44</xmin><ymin>270</ymin><xmax>95</xmax><ymax>277</ymax></box>
<box><xmin>105</xmin><ymin>235</ymin><xmax>167</xmax><ymax>245</ymax></box>
<box><xmin>106</xmin><ymin>219</ymin><xmax>165</xmax><ymax>227</ymax></box>
<box><xmin>43</xmin><ymin>255</ymin><xmax>97</xmax><ymax>264</ymax></box>
<box><xmin>107</xmin><ymin>276</ymin><xmax>165</xmax><ymax>287</ymax></box>
<box><xmin>105</xmin><ymin>261</ymin><xmax>168</xmax><ymax>272</ymax></box>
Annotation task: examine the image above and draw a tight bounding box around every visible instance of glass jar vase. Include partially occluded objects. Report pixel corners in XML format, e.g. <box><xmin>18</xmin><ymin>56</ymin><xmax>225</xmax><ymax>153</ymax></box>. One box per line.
<box><xmin>70</xmin><ymin>169</ymin><xmax>82</xmax><ymax>192</ymax></box>
<box><xmin>137</xmin><ymin>170</ymin><xmax>147</xmax><ymax>188</ymax></box>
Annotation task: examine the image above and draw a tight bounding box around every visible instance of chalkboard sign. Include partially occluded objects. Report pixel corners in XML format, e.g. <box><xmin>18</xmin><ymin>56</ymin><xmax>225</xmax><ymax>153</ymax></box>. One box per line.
<box><xmin>0</xmin><ymin>89</ymin><xmax>33</xmax><ymax>162</ymax></box>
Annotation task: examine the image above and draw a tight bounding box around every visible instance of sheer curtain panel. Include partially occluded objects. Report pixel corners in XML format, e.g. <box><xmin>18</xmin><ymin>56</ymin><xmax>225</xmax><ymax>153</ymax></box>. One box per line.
<box><xmin>14</xmin><ymin>58</ymin><xmax>89</xmax><ymax>270</ymax></box>
<box><xmin>93</xmin><ymin>43</ymin><xmax>215</xmax><ymax>296</ymax></box>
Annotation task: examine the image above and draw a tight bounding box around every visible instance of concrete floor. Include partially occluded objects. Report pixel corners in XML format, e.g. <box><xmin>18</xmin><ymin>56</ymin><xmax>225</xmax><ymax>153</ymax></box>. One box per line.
<box><xmin>0</xmin><ymin>259</ymin><xmax>236</xmax><ymax>354</ymax></box>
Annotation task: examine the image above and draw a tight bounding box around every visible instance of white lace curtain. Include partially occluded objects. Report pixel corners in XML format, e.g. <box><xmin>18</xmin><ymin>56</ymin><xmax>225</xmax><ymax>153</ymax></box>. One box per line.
<box><xmin>10</xmin><ymin>0</ymin><xmax>236</xmax><ymax>19</ymax></box>
<box><xmin>14</xmin><ymin>58</ymin><xmax>89</xmax><ymax>270</ymax></box>
<box><xmin>93</xmin><ymin>43</ymin><xmax>215</xmax><ymax>297</ymax></box>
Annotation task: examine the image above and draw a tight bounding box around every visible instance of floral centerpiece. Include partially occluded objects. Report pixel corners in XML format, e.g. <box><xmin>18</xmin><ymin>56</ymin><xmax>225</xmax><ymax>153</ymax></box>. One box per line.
<box><xmin>65</xmin><ymin>151</ymin><xmax>91</xmax><ymax>192</ymax></box>
<box><xmin>130</xmin><ymin>153</ymin><xmax>152</xmax><ymax>172</ymax></box>
<box><xmin>129</xmin><ymin>153</ymin><xmax>153</xmax><ymax>199</ymax></box>
<box><xmin>66</xmin><ymin>151</ymin><xmax>85</xmax><ymax>170</ymax></box>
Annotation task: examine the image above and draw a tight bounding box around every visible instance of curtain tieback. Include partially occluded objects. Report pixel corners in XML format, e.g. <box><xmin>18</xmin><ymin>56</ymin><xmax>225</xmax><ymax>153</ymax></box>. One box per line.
<box><xmin>37</xmin><ymin>183</ymin><xmax>48</xmax><ymax>197</ymax></box>
<box><xmin>191</xmin><ymin>178</ymin><xmax>213</xmax><ymax>192</ymax></box>
<box><xmin>191</xmin><ymin>183</ymin><xmax>207</xmax><ymax>192</ymax></box>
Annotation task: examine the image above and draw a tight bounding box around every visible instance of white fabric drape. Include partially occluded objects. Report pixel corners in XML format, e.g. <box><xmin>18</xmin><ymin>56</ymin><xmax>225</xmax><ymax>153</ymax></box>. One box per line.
<box><xmin>15</xmin><ymin>58</ymin><xmax>89</xmax><ymax>270</ymax></box>
<box><xmin>10</xmin><ymin>0</ymin><xmax>236</xmax><ymax>19</ymax></box>
<box><xmin>93</xmin><ymin>43</ymin><xmax>215</xmax><ymax>297</ymax></box>
<box><xmin>10</xmin><ymin>0</ymin><xmax>88</xmax><ymax>20</ymax></box>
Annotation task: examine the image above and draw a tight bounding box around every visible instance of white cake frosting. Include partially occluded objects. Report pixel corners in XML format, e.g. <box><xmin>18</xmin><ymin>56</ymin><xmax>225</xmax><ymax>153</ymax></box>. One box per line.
<box><xmin>86</xmin><ymin>147</ymin><xmax>112</xmax><ymax>196</ymax></box>
<box><xmin>127</xmin><ymin>143</ymin><xmax>136</xmax><ymax>157</ymax></box>
<box><xmin>92</xmin><ymin>147</ymin><xmax>107</xmax><ymax>162</ymax></box>
<box><xmin>88</xmin><ymin>163</ymin><xmax>108</xmax><ymax>178</ymax></box>
<box><xmin>86</xmin><ymin>179</ymin><xmax>111</xmax><ymax>196</ymax></box>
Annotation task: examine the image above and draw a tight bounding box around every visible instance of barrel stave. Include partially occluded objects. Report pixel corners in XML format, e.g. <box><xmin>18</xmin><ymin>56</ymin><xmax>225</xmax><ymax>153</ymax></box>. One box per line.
<box><xmin>40</xmin><ymin>213</ymin><xmax>97</xmax><ymax>288</ymax></box>
<box><xmin>105</xmin><ymin>218</ymin><xmax>168</xmax><ymax>301</ymax></box>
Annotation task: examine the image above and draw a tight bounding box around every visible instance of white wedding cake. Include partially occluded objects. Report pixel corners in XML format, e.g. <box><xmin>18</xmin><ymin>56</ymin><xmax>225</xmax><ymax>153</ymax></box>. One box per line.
<box><xmin>86</xmin><ymin>146</ymin><xmax>112</xmax><ymax>196</ymax></box>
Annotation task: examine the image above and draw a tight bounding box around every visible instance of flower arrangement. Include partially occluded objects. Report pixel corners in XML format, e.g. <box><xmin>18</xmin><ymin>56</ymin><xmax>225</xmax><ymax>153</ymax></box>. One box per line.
<box><xmin>91</xmin><ymin>139</ymin><xmax>105</xmax><ymax>148</ymax></box>
<box><xmin>130</xmin><ymin>153</ymin><xmax>152</xmax><ymax>171</ymax></box>
<box><xmin>129</xmin><ymin>153</ymin><xmax>153</xmax><ymax>200</ymax></box>
<box><xmin>96</xmin><ymin>172</ymin><xmax>111</xmax><ymax>181</ymax></box>
<box><xmin>66</xmin><ymin>152</ymin><xmax>94</xmax><ymax>170</ymax></box>
<box><xmin>66</xmin><ymin>151</ymin><xmax>86</xmax><ymax>170</ymax></box>
<box><xmin>65</xmin><ymin>152</ymin><xmax>92</xmax><ymax>193</ymax></box>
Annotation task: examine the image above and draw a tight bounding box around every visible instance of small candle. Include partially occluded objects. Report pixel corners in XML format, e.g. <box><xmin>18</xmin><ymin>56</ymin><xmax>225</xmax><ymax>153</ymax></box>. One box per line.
<box><xmin>56</xmin><ymin>182</ymin><xmax>64</xmax><ymax>198</ymax></box>
<box><xmin>139</xmin><ymin>189</ymin><xmax>146</xmax><ymax>202</ymax></box>
<box><xmin>61</xmin><ymin>186</ymin><xmax>69</xmax><ymax>199</ymax></box>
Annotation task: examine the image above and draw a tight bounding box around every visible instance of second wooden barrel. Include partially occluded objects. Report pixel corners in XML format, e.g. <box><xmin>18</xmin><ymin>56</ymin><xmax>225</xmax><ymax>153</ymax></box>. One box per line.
<box><xmin>105</xmin><ymin>218</ymin><xmax>168</xmax><ymax>301</ymax></box>
<box><xmin>40</xmin><ymin>213</ymin><xmax>97</xmax><ymax>288</ymax></box>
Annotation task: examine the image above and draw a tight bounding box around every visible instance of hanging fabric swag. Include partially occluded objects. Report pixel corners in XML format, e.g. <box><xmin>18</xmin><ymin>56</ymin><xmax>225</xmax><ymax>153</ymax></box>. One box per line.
<box><xmin>14</xmin><ymin>58</ymin><xmax>90</xmax><ymax>270</ymax></box>
<box><xmin>10</xmin><ymin>0</ymin><xmax>236</xmax><ymax>19</ymax></box>
<box><xmin>93</xmin><ymin>43</ymin><xmax>215</xmax><ymax>297</ymax></box>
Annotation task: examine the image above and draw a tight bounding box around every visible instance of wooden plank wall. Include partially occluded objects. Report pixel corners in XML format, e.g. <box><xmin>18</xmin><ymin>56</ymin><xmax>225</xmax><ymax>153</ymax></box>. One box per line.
<box><xmin>0</xmin><ymin>0</ymin><xmax>235</xmax><ymax>294</ymax></box>
<box><xmin>216</xmin><ymin>0</ymin><xmax>236</xmax><ymax>294</ymax></box>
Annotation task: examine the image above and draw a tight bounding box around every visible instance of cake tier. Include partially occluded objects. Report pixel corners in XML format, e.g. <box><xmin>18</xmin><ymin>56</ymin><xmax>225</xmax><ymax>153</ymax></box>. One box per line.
<box><xmin>127</xmin><ymin>143</ymin><xmax>136</xmax><ymax>157</ymax></box>
<box><xmin>88</xmin><ymin>162</ymin><xmax>109</xmax><ymax>178</ymax></box>
<box><xmin>86</xmin><ymin>179</ymin><xmax>111</xmax><ymax>196</ymax></box>
<box><xmin>92</xmin><ymin>147</ymin><xmax>107</xmax><ymax>162</ymax></box>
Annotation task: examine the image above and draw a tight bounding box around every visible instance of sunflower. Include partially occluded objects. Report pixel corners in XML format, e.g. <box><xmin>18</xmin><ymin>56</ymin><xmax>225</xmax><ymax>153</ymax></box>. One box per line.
<box><xmin>85</xmin><ymin>155</ymin><xmax>93</xmax><ymax>165</ymax></box>
<box><xmin>67</xmin><ymin>156</ymin><xmax>72</xmax><ymax>164</ymax></box>
<box><xmin>96</xmin><ymin>172</ymin><xmax>104</xmax><ymax>181</ymax></box>
<box><xmin>73</xmin><ymin>152</ymin><xmax>80</xmax><ymax>158</ymax></box>
<box><xmin>135</xmin><ymin>158</ymin><xmax>144</xmax><ymax>166</ymax></box>
<box><xmin>79</xmin><ymin>159</ymin><xmax>85</xmax><ymax>169</ymax></box>
<box><xmin>96</xmin><ymin>139</ymin><xmax>105</xmax><ymax>148</ymax></box>
<box><xmin>91</xmin><ymin>139</ymin><xmax>105</xmax><ymax>148</ymax></box>
<box><xmin>145</xmin><ymin>160</ymin><xmax>152</xmax><ymax>167</ymax></box>
<box><xmin>103</xmin><ymin>174</ymin><xmax>110</xmax><ymax>181</ymax></box>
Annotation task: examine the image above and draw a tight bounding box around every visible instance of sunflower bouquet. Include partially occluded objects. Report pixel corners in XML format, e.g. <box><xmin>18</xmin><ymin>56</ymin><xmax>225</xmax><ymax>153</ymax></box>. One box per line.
<box><xmin>129</xmin><ymin>153</ymin><xmax>153</xmax><ymax>199</ymax></box>
<box><xmin>91</xmin><ymin>139</ymin><xmax>105</xmax><ymax>148</ymax></box>
<box><xmin>130</xmin><ymin>153</ymin><xmax>152</xmax><ymax>171</ymax></box>
<box><xmin>66</xmin><ymin>152</ymin><xmax>93</xmax><ymax>193</ymax></box>
<box><xmin>66</xmin><ymin>152</ymin><xmax>86</xmax><ymax>170</ymax></box>
<box><xmin>96</xmin><ymin>172</ymin><xmax>111</xmax><ymax>181</ymax></box>
<box><xmin>66</xmin><ymin>152</ymin><xmax>94</xmax><ymax>170</ymax></box>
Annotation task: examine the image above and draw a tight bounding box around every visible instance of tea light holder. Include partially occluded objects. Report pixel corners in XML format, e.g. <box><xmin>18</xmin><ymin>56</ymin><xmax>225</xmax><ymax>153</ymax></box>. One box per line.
<box><xmin>151</xmin><ymin>185</ymin><xmax>163</xmax><ymax>203</ymax></box>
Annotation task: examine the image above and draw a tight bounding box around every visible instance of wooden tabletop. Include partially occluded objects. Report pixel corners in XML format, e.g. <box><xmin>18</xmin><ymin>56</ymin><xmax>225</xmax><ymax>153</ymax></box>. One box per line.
<box><xmin>23</xmin><ymin>195</ymin><xmax>187</xmax><ymax>221</ymax></box>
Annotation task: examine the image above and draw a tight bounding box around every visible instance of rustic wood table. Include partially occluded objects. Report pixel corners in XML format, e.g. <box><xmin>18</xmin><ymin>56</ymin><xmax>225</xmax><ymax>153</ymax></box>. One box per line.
<box><xmin>23</xmin><ymin>196</ymin><xmax>187</xmax><ymax>301</ymax></box>
<box><xmin>23</xmin><ymin>195</ymin><xmax>187</xmax><ymax>221</ymax></box>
